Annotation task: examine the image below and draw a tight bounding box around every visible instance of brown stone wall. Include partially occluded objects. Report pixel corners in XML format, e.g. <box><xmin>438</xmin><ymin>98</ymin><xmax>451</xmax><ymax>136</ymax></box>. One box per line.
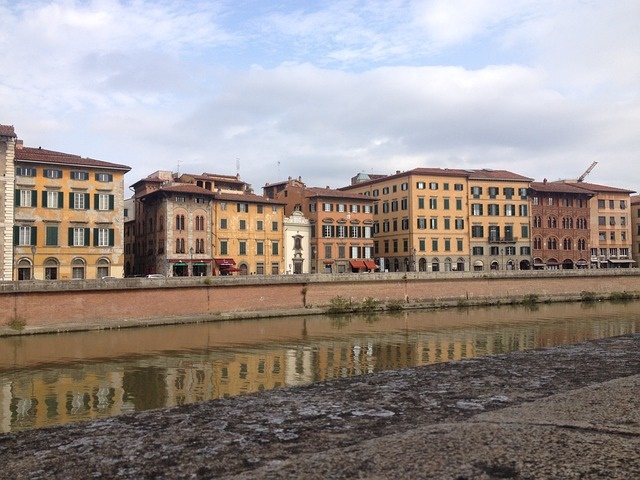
<box><xmin>1</xmin><ymin>271</ymin><xmax>639</xmax><ymax>329</ymax></box>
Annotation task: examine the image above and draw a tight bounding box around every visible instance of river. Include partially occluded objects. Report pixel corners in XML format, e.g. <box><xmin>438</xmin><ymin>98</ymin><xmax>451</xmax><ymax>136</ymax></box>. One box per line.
<box><xmin>1</xmin><ymin>300</ymin><xmax>639</xmax><ymax>433</ymax></box>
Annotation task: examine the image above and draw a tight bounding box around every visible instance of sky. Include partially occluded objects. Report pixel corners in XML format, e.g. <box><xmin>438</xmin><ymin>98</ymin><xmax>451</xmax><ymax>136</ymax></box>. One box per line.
<box><xmin>1</xmin><ymin>0</ymin><xmax>639</xmax><ymax>194</ymax></box>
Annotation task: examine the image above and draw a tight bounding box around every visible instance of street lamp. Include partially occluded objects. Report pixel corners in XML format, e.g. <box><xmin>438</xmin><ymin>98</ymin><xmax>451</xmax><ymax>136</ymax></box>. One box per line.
<box><xmin>500</xmin><ymin>248</ymin><xmax>504</xmax><ymax>271</ymax></box>
<box><xmin>189</xmin><ymin>247</ymin><xmax>194</xmax><ymax>276</ymax></box>
<box><xmin>30</xmin><ymin>245</ymin><xmax>36</xmax><ymax>280</ymax></box>
<box><xmin>412</xmin><ymin>248</ymin><xmax>417</xmax><ymax>272</ymax></box>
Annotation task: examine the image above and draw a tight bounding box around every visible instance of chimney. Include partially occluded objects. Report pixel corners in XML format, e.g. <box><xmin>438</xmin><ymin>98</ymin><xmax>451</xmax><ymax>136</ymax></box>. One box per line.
<box><xmin>16</xmin><ymin>139</ymin><xmax>23</xmax><ymax>149</ymax></box>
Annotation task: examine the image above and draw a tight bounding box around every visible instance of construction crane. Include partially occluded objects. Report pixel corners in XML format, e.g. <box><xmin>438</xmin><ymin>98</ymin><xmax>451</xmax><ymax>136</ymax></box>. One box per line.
<box><xmin>577</xmin><ymin>161</ymin><xmax>597</xmax><ymax>182</ymax></box>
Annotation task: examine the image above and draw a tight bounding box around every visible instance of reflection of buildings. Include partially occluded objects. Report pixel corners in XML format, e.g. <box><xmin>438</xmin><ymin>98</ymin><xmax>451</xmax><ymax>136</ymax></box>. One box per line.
<box><xmin>2</xmin><ymin>309</ymin><xmax>638</xmax><ymax>432</ymax></box>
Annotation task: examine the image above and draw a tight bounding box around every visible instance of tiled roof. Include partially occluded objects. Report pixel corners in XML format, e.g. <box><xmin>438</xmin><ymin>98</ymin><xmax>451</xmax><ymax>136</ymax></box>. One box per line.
<box><xmin>569</xmin><ymin>182</ymin><xmax>636</xmax><ymax>195</ymax></box>
<box><xmin>213</xmin><ymin>191</ymin><xmax>287</xmax><ymax>205</ymax></box>
<box><xmin>467</xmin><ymin>169</ymin><xmax>533</xmax><ymax>181</ymax></box>
<box><xmin>530</xmin><ymin>181</ymin><xmax>595</xmax><ymax>195</ymax></box>
<box><xmin>0</xmin><ymin>124</ymin><xmax>16</xmax><ymax>137</ymax></box>
<box><xmin>631</xmin><ymin>195</ymin><xmax>640</xmax><ymax>205</ymax></box>
<box><xmin>15</xmin><ymin>146</ymin><xmax>130</xmax><ymax>171</ymax></box>
<box><xmin>306</xmin><ymin>186</ymin><xmax>377</xmax><ymax>201</ymax></box>
<box><xmin>158</xmin><ymin>184</ymin><xmax>216</xmax><ymax>196</ymax></box>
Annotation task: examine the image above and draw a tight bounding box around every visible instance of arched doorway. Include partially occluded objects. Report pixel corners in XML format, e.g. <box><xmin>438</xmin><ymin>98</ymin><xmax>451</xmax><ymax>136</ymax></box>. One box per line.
<box><xmin>431</xmin><ymin>258</ymin><xmax>440</xmax><ymax>272</ymax></box>
<box><xmin>456</xmin><ymin>258</ymin><xmax>465</xmax><ymax>272</ymax></box>
<box><xmin>238</xmin><ymin>263</ymin><xmax>248</xmax><ymax>275</ymax></box>
<box><xmin>17</xmin><ymin>258</ymin><xmax>32</xmax><ymax>280</ymax></box>
<box><xmin>96</xmin><ymin>258</ymin><xmax>111</xmax><ymax>279</ymax></box>
<box><xmin>520</xmin><ymin>259</ymin><xmax>531</xmax><ymax>270</ymax></box>
<box><xmin>419</xmin><ymin>258</ymin><xmax>427</xmax><ymax>272</ymax></box>
<box><xmin>444</xmin><ymin>258</ymin><xmax>452</xmax><ymax>272</ymax></box>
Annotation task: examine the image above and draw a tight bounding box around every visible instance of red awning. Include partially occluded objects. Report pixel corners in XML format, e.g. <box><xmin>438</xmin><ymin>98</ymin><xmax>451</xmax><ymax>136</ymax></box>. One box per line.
<box><xmin>363</xmin><ymin>260</ymin><xmax>379</xmax><ymax>270</ymax></box>
<box><xmin>214</xmin><ymin>258</ymin><xmax>236</xmax><ymax>266</ymax></box>
<box><xmin>350</xmin><ymin>260</ymin><xmax>366</xmax><ymax>269</ymax></box>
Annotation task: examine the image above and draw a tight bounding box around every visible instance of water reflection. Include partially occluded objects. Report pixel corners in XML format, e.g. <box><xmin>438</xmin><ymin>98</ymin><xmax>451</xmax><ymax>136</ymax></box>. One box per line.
<box><xmin>1</xmin><ymin>301</ymin><xmax>639</xmax><ymax>433</ymax></box>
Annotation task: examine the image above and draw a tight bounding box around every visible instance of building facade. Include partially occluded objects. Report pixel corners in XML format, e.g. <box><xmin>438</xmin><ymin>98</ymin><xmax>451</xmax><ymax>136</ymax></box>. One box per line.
<box><xmin>132</xmin><ymin>171</ymin><xmax>286</xmax><ymax>276</ymax></box>
<box><xmin>529</xmin><ymin>180</ymin><xmax>593</xmax><ymax>269</ymax></box>
<box><xmin>0</xmin><ymin>125</ymin><xmax>17</xmax><ymax>281</ymax></box>
<box><xmin>283</xmin><ymin>210</ymin><xmax>312</xmax><ymax>274</ymax></box>
<box><xmin>631</xmin><ymin>195</ymin><xmax>640</xmax><ymax>267</ymax></box>
<box><xmin>272</xmin><ymin>178</ymin><xmax>377</xmax><ymax>273</ymax></box>
<box><xmin>11</xmin><ymin>142</ymin><xmax>130</xmax><ymax>280</ymax></box>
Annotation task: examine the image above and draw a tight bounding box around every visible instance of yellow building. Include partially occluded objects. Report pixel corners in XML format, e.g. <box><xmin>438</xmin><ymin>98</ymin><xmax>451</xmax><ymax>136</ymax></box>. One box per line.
<box><xmin>132</xmin><ymin>171</ymin><xmax>285</xmax><ymax>276</ymax></box>
<box><xmin>342</xmin><ymin>168</ymin><xmax>533</xmax><ymax>272</ymax></box>
<box><xmin>12</xmin><ymin>142</ymin><xmax>130</xmax><ymax>280</ymax></box>
<box><xmin>632</xmin><ymin>195</ymin><xmax>640</xmax><ymax>267</ymax></box>
<box><xmin>570</xmin><ymin>182</ymin><xmax>635</xmax><ymax>268</ymax></box>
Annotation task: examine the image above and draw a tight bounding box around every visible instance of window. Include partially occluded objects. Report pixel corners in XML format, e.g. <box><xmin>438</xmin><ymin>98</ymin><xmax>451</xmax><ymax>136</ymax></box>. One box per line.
<box><xmin>309</xmin><ymin>203</ymin><xmax>316</xmax><ymax>213</ymax></box>
<box><xmin>95</xmin><ymin>173</ymin><xmax>113</xmax><ymax>182</ymax></box>
<box><xmin>271</xmin><ymin>241</ymin><xmax>279</xmax><ymax>255</ymax></box>
<box><xmin>382</xmin><ymin>201</ymin><xmax>390</xmax><ymax>213</ymax></box>
<box><xmin>488</xmin><ymin>187</ymin><xmax>499</xmax><ymax>198</ymax></box>
<box><xmin>96</xmin><ymin>193</ymin><xmax>113</xmax><ymax>211</ymax></box>
<box><xmin>16</xmin><ymin>226</ymin><xmax>34</xmax><ymax>246</ymax></box>
<box><xmin>43</xmin><ymin>191</ymin><xmax>62</xmax><ymax>209</ymax></box>
<box><xmin>272</xmin><ymin>221</ymin><xmax>278</xmax><ymax>231</ymax></box>
<box><xmin>620</xmin><ymin>200</ymin><xmax>627</xmax><ymax>209</ymax></box>
<box><xmin>323</xmin><ymin>225</ymin><xmax>333</xmax><ymax>237</ymax></box>
<box><xmin>350</xmin><ymin>226</ymin><xmax>360</xmax><ymax>238</ymax></box>
<box><xmin>337</xmin><ymin>203</ymin><xmax>346</xmax><ymax>213</ymax></box>
<box><xmin>471</xmin><ymin>186</ymin><xmax>482</xmax><ymax>198</ymax></box>
<box><xmin>176</xmin><ymin>215</ymin><xmax>185</xmax><ymax>230</ymax></box>
<box><xmin>195</xmin><ymin>216</ymin><xmax>205</xmax><ymax>231</ymax></box>
<box><xmin>429</xmin><ymin>198</ymin><xmax>437</xmax><ymax>209</ymax></box>
<box><xmin>598</xmin><ymin>199</ymin><xmax>605</xmax><ymax>209</ymax></box>
<box><xmin>256</xmin><ymin>241</ymin><xmax>264</xmax><ymax>255</ymax></box>
<box><xmin>237</xmin><ymin>203</ymin><xmax>249</xmax><ymax>212</ymax></box>
<box><xmin>239</xmin><ymin>219</ymin><xmax>246</xmax><ymax>230</ymax></box>
<box><xmin>16</xmin><ymin>167</ymin><xmax>36</xmax><ymax>177</ymax></box>
<box><xmin>257</xmin><ymin>205</ymin><xmax>263</xmax><ymax>213</ymax></box>
<box><xmin>472</xmin><ymin>246</ymin><xmax>484</xmax><ymax>255</ymax></box>
<box><xmin>609</xmin><ymin>200</ymin><xmax>615</xmax><ymax>209</ymax></box>
<box><xmin>220</xmin><ymin>240</ymin><xmax>228</xmax><ymax>255</ymax></box>
<box><xmin>443</xmin><ymin>198</ymin><xmax>450</xmax><ymax>210</ymax></box>
<box><xmin>17</xmin><ymin>189</ymin><xmax>36</xmax><ymax>207</ymax></box>
<box><xmin>71</xmin><ymin>171</ymin><xmax>89</xmax><ymax>180</ymax></box>
<box><xmin>520</xmin><ymin>246</ymin><xmax>531</xmax><ymax>255</ymax></box>
<box><xmin>455</xmin><ymin>218</ymin><xmax>464</xmax><ymax>230</ymax></box>
<box><xmin>175</xmin><ymin>238</ymin><xmax>185</xmax><ymax>253</ymax></box>
<box><xmin>46</xmin><ymin>226</ymin><xmax>58</xmax><ymax>246</ymax></box>
<box><xmin>382</xmin><ymin>187</ymin><xmax>389</xmax><ymax>195</ymax></box>
<box><xmin>488</xmin><ymin>204</ymin><xmax>499</xmax><ymax>216</ymax></box>
<box><xmin>430</xmin><ymin>218</ymin><xmax>438</xmax><ymax>229</ymax></box>
<box><xmin>220</xmin><ymin>218</ymin><xmax>227</xmax><ymax>229</ymax></box>
<box><xmin>195</xmin><ymin>197</ymin><xmax>205</xmax><ymax>204</ymax></box>
<box><xmin>417</xmin><ymin>181</ymin><xmax>426</xmax><ymax>189</ymax></box>
<box><xmin>444</xmin><ymin>239</ymin><xmax>451</xmax><ymax>251</ymax></box>
<box><xmin>256</xmin><ymin>220</ymin><xmax>264</xmax><ymax>231</ymax></box>
<box><xmin>401</xmin><ymin>198</ymin><xmax>408</xmax><ymax>210</ymax></box>
<box><xmin>220</xmin><ymin>202</ymin><xmax>227</xmax><ymax>211</ymax></box>
<box><xmin>429</xmin><ymin>182</ymin><xmax>438</xmax><ymax>190</ymax></box>
<box><xmin>323</xmin><ymin>203</ymin><xmax>333</xmax><ymax>212</ymax></box>
<box><xmin>503</xmin><ymin>187</ymin><xmax>514</xmax><ymax>199</ymax></box>
<box><xmin>44</xmin><ymin>169</ymin><xmax>63</xmax><ymax>179</ymax></box>
<box><xmin>532</xmin><ymin>197</ymin><xmax>539</xmax><ymax>205</ymax></box>
<box><xmin>401</xmin><ymin>218</ymin><xmax>409</xmax><ymax>230</ymax></box>
<box><xmin>521</xmin><ymin>225</ymin><xmax>529</xmax><ymax>238</ymax></box>
<box><xmin>456</xmin><ymin>198</ymin><xmax>462</xmax><ymax>210</ymax></box>
<box><xmin>504</xmin><ymin>204</ymin><xmax>515</xmax><ymax>216</ymax></box>
<box><xmin>95</xmin><ymin>228</ymin><xmax>114</xmax><ymax>247</ymax></box>
<box><xmin>401</xmin><ymin>182</ymin><xmax>408</xmax><ymax>191</ymax></box>
<box><xmin>419</xmin><ymin>239</ymin><xmax>426</xmax><ymax>251</ymax></box>
<box><xmin>444</xmin><ymin>218</ymin><xmax>450</xmax><ymax>230</ymax></box>
<box><xmin>72</xmin><ymin>192</ymin><xmax>88</xmax><ymax>210</ymax></box>
<box><xmin>70</xmin><ymin>227</ymin><xmax>88</xmax><ymax>247</ymax></box>
<box><xmin>454</xmin><ymin>183</ymin><xmax>464</xmax><ymax>191</ymax></box>
<box><xmin>417</xmin><ymin>218</ymin><xmax>427</xmax><ymax>229</ymax></box>
<box><xmin>418</xmin><ymin>197</ymin><xmax>425</xmax><ymax>209</ymax></box>
<box><xmin>471</xmin><ymin>204</ymin><xmax>483</xmax><ymax>216</ymax></box>
<box><xmin>471</xmin><ymin>225</ymin><xmax>484</xmax><ymax>238</ymax></box>
<box><xmin>391</xmin><ymin>200</ymin><xmax>398</xmax><ymax>211</ymax></box>
<box><xmin>519</xmin><ymin>204</ymin><xmax>528</xmax><ymax>216</ymax></box>
<box><xmin>337</xmin><ymin>225</ymin><xmax>347</xmax><ymax>238</ymax></box>
<box><xmin>363</xmin><ymin>205</ymin><xmax>372</xmax><ymax>213</ymax></box>
<box><xmin>239</xmin><ymin>241</ymin><xmax>247</xmax><ymax>255</ymax></box>
<box><xmin>519</xmin><ymin>188</ymin><xmax>528</xmax><ymax>199</ymax></box>
<box><xmin>350</xmin><ymin>204</ymin><xmax>360</xmax><ymax>213</ymax></box>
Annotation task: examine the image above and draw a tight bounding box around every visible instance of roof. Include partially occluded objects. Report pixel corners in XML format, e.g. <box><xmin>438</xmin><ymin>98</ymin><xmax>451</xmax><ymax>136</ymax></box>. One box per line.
<box><xmin>305</xmin><ymin>186</ymin><xmax>377</xmax><ymax>201</ymax></box>
<box><xmin>631</xmin><ymin>195</ymin><xmax>640</xmax><ymax>205</ymax></box>
<box><xmin>530</xmin><ymin>181</ymin><xmax>595</xmax><ymax>195</ymax></box>
<box><xmin>340</xmin><ymin>167</ymin><xmax>532</xmax><ymax>190</ymax></box>
<box><xmin>568</xmin><ymin>181</ymin><xmax>636</xmax><ymax>195</ymax></box>
<box><xmin>213</xmin><ymin>191</ymin><xmax>287</xmax><ymax>205</ymax></box>
<box><xmin>0</xmin><ymin>124</ymin><xmax>16</xmax><ymax>137</ymax></box>
<box><xmin>15</xmin><ymin>146</ymin><xmax>130</xmax><ymax>171</ymax></box>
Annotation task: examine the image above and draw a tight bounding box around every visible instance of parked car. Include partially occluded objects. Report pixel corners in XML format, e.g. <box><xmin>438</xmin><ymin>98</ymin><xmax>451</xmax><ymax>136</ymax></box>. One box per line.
<box><xmin>145</xmin><ymin>274</ymin><xmax>165</xmax><ymax>278</ymax></box>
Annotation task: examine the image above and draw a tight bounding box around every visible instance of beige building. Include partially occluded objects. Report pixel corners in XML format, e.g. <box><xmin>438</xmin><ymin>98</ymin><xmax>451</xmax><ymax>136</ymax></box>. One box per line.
<box><xmin>283</xmin><ymin>210</ymin><xmax>312</xmax><ymax>274</ymax></box>
<box><xmin>0</xmin><ymin>125</ymin><xmax>17</xmax><ymax>281</ymax></box>
<box><xmin>5</xmin><ymin>131</ymin><xmax>130</xmax><ymax>280</ymax></box>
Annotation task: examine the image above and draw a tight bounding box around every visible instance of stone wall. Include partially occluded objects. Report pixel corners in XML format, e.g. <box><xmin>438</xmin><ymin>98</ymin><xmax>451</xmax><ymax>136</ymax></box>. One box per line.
<box><xmin>1</xmin><ymin>270</ymin><xmax>639</xmax><ymax>330</ymax></box>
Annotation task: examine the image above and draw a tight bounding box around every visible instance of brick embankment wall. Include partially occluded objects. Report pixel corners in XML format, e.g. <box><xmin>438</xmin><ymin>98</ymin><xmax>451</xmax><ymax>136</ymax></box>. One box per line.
<box><xmin>0</xmin><ymin>270</ymin><xmax>639</xmax><ymax>333</ymax></box>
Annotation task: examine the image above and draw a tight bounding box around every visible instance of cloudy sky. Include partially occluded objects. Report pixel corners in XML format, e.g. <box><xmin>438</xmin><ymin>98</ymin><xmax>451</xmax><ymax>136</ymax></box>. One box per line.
<box><xmin>1</xmin><ymin>0</ymin><xmax>638</xmax><ymax>193</ymax></box>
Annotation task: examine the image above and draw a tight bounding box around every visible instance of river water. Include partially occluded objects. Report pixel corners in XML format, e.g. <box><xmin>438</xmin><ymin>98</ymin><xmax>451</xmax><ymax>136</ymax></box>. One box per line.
<box><xmin>1</xmin><ymin>300</ymin><xmax>639</xmax><ymax>433</ymax></box>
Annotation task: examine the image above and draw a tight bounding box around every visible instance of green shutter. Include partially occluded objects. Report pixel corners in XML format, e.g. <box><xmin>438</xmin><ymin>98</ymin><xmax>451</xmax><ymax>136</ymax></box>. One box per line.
<box><xmin>15</xmin><ymin>189</ymin><xmax>21</xmax><ymax>207</ymax></box>
<box><xmin>30</xmin><ymin>227</ymin><xmax>37</xmax><ymax>246</ymax></box>
<box><xmin>57</xmin><ymin>192</ymin><xmax>63</xmax><ymax>208</ymax></box>
<box><xmin>68</xmin><ymin>228</ymin><xmax>74</xmax><ymax>246</ymax></box>
<box><xmin>84</xmin><ymin>193</ymin><xmax>90</xmax><ymax>210</ymax></box>
<box><xmin>84</xmin><ymin>228</ymin><xmax>90</xmax><ymax>246</ymax></box>
<box><xmin>46</xmin><ymin>226</ymin><xmax>58</xmax><ymax>246</ymax></box>
<box><xmin>68</xmin><ymin>193</ymin><xmax>74</xmax><ymax>209</ymax></box>
<box><xmin>93</xmin><ymin>228</ymin><xmax>99</xmax><ymax>246</ymax></box>
<box><xmin>94</xmin><ymin>193</ymin><xmax>99</xmax><ymax>210</ymax></box>
<box><xmin>13</xmin><ymin>226</ymin><xmax>19</xmax><ymax>245</ymax></box>
<box><xmin>109</xmin><ymin>229</ymin><xmax>115</xmax><ymax>247</ymax></box>
<box><xmin>42</xmin><ymin>191</ymin><xmax>48</xmax><ymax>208</ymax></box>
<box><xmin>109</xmin><ymin>195</ymin><xmax>114</xmax><ymax>211</ymax></box>
<box><xmin>32</xmin><ymin>190</ymin><xmax>38</xmax><ymax>207</ymax></box>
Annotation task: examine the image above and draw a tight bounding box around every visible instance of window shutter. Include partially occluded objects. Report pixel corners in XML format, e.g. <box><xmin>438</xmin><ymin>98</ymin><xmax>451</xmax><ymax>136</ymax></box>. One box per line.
<box><xmin>68</xmin><ymin>193</ymin><xmax>74</xmax><ymax>209</ymax></box>
<box><xmin>109</xmin><ymin>195</ymin><xmax>114</xmax><ymax>211</ymax></box>
<box><xmin>43</xmin><ymin>191</ymin><xmax>48</xmax><ymax>208</ymax></box>
<box><xmin>68</xmin><ymin>228</ymin><xmax>74</xmax><ymax>246</ymax></box>
<box><xmin>94</xmin><ymin>194</ymin><xmax>99</xmax><ymax>210</ymax></box>
<box><xmin>109</xmin><ymin>229</ymin><xmax>115</xmax><ymax>246</ymax></box>
<box><xmin>13</xmin><ymin>226</ymin><xmax>18</xmax><ymax>245</ymax></box>
<box><xmin>32</xmin><ymin>190</ymin><xmax>38</xmax><ymax>207</ymax></box>
<box><xmin>30</xmin><ymin>227</ymin><xmax>37</xmax><ymax>246</ymax></box>
<box><xmin>57</xmin><ymin>192</ymin><xmax>63</xmax><ymax>208</ymax></box>
<box><xmin>15</xmin><ymin>189</ymin><xmax>21</xmax><ymax>207</ymax></box>
<box><xmin>84</xmin><ymin>194</ymin><xmax>90</xmax><ymax>210</ymax></box>
<box><xmin>93</xmin><ymin>228</ymin><xmax>99</xmax><ymax>246</ymax></box>
<box><xmin>84</xmin><ymin>228</ymin><xmax>90</xmax><ymax>246</ymax></box>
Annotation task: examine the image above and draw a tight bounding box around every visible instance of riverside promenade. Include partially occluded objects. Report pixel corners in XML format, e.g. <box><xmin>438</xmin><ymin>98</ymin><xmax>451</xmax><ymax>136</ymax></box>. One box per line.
<box><xmin>1</xmin><ymin>333</ymin><xmax>639</xmax><ymax>479</ymax></box>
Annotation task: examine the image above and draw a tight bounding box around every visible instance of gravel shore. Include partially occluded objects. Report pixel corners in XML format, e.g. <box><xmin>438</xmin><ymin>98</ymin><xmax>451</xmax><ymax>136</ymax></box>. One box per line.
<box><xmin>1</xmin><ymin>334</ymin><xmax>639</xmax><ymax>479</ymax></box>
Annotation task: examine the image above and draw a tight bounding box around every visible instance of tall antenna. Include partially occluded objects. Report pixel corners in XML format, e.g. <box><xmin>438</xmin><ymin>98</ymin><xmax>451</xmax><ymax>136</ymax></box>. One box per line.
<box><xmin>236</xmin><ymin>157</ymin><xmax>240</xmax><ymax>176</ymax></box>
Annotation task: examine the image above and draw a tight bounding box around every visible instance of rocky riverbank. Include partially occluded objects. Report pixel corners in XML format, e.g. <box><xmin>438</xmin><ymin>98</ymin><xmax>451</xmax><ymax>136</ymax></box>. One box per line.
<box><xmin>1</xmin><ymin>334</ymin><xmax>639</xmax><ymax>479</ymax></box>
